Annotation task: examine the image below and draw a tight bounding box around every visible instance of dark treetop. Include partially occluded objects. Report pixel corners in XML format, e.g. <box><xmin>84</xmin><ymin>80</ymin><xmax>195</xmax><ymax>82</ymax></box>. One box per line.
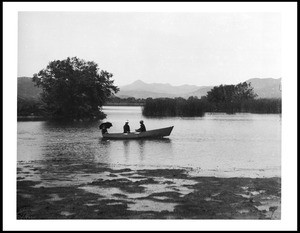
<box><xmin>32</xmin><ymin>57</ymin><xmax>119</xmax><ymax>120</ymax></box>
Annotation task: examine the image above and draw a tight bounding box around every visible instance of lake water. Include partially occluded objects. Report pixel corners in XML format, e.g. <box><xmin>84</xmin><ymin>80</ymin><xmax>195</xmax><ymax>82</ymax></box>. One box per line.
<box><xmin>17</xmin><ymin>106</ymin><xmax>281</xmax><ymax>178</ymax></box>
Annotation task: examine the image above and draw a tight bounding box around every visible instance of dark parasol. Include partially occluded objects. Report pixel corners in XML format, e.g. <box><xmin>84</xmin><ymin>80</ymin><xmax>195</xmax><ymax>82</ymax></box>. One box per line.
<box><xmin>99</xmin><ymin>122</ymin><xmax>113</xmax><ymax>129</ymax></box>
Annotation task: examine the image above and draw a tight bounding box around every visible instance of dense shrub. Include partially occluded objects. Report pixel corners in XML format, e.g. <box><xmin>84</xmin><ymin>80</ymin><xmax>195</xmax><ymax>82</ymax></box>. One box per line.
<box><xmin>142</xmin><ymin>97</ymin><xmax>205</xmax><ymax>117</ymax></box>
<box><xmin>241</xmin><ymin>98</ymin><xmax>281</xmax><ymax>113</ymax></box>
<box><xmin>17</xmin><ymin>98</ymin><xmax>46</xmax><ymax>116</ymax></box>
<box><xmin>142</xmin><ymin>97</ymin><xmax>281</xmax><ymax>117</ymax></box>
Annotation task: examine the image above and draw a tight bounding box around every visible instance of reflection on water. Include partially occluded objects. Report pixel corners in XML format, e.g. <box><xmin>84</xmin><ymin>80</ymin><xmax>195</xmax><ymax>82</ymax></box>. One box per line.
<box><xmin>138</xmin><ymin>140</ymin><xmax>145</xmax><ymax>161</ymax></box>
<box><xmin>123</xmin><ymin>140</ymin><xmax>130</xmax><ymax>162</ymax></box>
<box><xmin>97</xmin><ymin>138</ymin><xmax>173</xmax><ymax>167</ymax></box>
<box><xmin>18</xmin><ymin>106</ymin><xmax>281</xmax><ymax>177</ymax></box>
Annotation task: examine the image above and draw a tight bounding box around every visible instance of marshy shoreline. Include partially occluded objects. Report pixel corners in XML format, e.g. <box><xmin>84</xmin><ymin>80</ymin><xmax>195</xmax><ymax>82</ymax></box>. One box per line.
<box><xmin>17</xmin><ymin>161</ymin><xmax>281</xmax><ymax>219</ymax></box>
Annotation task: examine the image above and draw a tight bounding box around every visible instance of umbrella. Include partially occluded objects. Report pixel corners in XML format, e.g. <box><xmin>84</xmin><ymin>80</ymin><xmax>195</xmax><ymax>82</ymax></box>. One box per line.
<box><xmin>99</xmin><ymin>122</ymin><xmax>113</xmax><ymax>129</ymax></box>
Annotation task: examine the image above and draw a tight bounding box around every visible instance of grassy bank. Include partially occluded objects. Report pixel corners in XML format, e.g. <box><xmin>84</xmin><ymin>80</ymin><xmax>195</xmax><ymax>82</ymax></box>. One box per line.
<box><xmin>142</xmin><ymin>97</ymin><xmax>281</xmax><ymax>117</ymax></box>
<box><xmin>143</xmin><ymin>97</ymin><xmax>206</xmax><ymax>117</ymax></box>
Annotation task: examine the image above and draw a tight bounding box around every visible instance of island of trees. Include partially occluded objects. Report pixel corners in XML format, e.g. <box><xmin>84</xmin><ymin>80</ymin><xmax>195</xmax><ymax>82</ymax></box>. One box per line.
<box><xmin>17</xmin><ymin>58</ymin><xmax>281</xmax><ymax>121</ymax></box>
<box><xmin>18</xmin><ymin>57</ymin><xmax>119</xmax><ymax>121</ymax></box>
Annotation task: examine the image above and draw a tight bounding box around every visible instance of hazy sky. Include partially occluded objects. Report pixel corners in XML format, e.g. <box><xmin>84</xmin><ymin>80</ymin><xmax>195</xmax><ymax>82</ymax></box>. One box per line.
<box><xmin>18</xmin><ymin>12</ymin><xmax>281</xmax><ymax>87</ymax></box>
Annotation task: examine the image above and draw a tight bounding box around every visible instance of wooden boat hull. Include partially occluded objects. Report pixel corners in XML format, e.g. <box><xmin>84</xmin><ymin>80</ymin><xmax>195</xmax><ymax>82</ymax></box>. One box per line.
<box><xmin>102</xmin><ymin>126</ymin><xmax>174</xmax><ymax>140</ymax></box>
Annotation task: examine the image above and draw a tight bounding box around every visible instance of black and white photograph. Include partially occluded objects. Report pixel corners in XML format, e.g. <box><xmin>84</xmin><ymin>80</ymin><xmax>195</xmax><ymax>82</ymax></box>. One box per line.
<box><xmin>3</xmin><ymin>2</ymin><xmax>297</xmax><ymax>231</ymax></box>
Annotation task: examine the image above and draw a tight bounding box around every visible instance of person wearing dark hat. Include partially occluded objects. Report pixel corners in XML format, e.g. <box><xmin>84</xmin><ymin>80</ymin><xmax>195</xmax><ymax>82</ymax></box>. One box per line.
<box><xmin>136</xmin><ymin>120</ymin><xmax>146</xmax><ymax>132</ymax></box>
<box><xmin>123</xmin><ymin>120</ymin><xmax>130</xmax><ymax>133</ymax></box>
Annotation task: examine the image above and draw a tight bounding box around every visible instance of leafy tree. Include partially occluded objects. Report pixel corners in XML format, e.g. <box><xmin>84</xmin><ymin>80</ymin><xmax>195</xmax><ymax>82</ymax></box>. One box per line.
<box><xmin>206</xmin><ymin>82</ymin><xmax>257</xmax><ymax>112</ymax></box>
<box><xmin>207</xmin><ymin>82</ymin><xmax>257</xmax><ymax>103</ymax></box>
<box><xmin>32</xmin><ymin>57</ymin><xmax>119</xmax><ymax>120</ymax></box>
<box><xmin>233</xmin><ymin>82</ymin><xmax>257</xmax><ymax>101</ymax></box>
<box><xmin>206</xmin><ymin>84</ymin><xmax>236</xmax><ymax>103</ymax></box>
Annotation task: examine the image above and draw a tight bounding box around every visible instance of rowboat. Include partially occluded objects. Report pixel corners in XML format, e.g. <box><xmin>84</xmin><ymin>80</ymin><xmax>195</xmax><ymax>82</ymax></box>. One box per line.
<box><xmin>102</xmin><ymin>126</ymin><xmax>174</xmax><ymax>140</ymax></box>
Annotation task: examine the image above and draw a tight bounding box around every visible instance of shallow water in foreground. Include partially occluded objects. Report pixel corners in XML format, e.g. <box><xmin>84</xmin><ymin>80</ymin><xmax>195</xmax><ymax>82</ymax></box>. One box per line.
<box><xmin>17</xmin><ymin>160</ymin><xmax>281</xmax><ymax>219</ymax></box>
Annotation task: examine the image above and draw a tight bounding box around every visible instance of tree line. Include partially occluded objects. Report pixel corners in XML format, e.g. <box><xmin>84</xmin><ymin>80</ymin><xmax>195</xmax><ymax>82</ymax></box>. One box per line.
<box><xmin>106</xmin><ymin>96</ymin><xmax>145</xmax><ymax>106</ymax></box>
<box><xmin>142</xmin><ymin>82</ymin><xmax>281</xmax><ymax>116</ymax></box>
<box><xmin>142</xmin><ymin>97</ymin><xmax>206</xmax><ymax>117</ymax></box>
<box><xmin>17</xmin><ymin>98</ymin><xmax>45</xmax><ymax>117</ymax></box>
<box><xmin>142</xmin><ymin>96</ymin><xmax>281</xmax><ymax>117</ymax></box>
<box><xmin>17</xmin><ymin>57</ymin><xmax>281</xmax><ymax>121</ymax></box>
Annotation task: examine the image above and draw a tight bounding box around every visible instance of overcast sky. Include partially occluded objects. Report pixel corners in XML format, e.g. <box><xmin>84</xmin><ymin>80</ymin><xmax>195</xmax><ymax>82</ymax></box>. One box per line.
<box><xmin>18</xmin><ymin>12</ymin><xmax>281</xmax><ymax>87</ymax></box>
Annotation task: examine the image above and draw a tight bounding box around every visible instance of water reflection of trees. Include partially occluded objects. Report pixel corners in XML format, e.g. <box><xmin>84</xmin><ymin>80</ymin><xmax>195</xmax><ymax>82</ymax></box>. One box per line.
<box><xmin>36</xmin><ymin>140</ymin><xmax>99</xmax><ymax>185</ymax></box>
<box><xmin>41</xmin><ymin>120</ymin><xmax>99</xmax><ymax>131</ymax></box>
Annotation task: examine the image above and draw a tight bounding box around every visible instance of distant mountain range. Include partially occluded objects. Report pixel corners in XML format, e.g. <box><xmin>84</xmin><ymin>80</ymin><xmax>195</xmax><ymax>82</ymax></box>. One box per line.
<box><xmin>244</xmin><ymin>78</ymin><xmax>282</xmax><ymax>99</ymax></box>
<box><xmin>116</xmin><ymin>80</ymin><xmax>202</xmax><ymax>99</ymax></box>
<box><xmin>116</xmin><ymin>78</ymin><xmax>282</xmax><ymax>99</ymax></box>
<box><xmin>18</xmin><ymin>77</ymin><xmax>42</xmax><ymax>100</ymax></box>
<box><xmin>17</xmin><ymin>77</ymin><xmax>281</xmax><ymax>100</ymax></box>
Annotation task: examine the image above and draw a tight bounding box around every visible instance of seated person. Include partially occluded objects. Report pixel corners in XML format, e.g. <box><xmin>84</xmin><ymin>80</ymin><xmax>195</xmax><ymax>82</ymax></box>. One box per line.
<box><xmin>136</xmin><ymin>120</ymin><xmax>146</xmax><ymax>132</ymax></box>
<box><xmin>123</xmin><ymin>120</ymin><xmax>130</xmax><ymax>133</ymax></box>
<box><xmin>101</xmin><ymin>126</ymin><xmax>108</xmax><ymax>134</ymax></box>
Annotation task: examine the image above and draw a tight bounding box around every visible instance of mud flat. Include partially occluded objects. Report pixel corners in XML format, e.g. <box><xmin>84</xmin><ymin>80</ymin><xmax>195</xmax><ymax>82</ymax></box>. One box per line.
<box><xmin>17</xmin><ymin>161</ymin><xmax>281</xmax><ymax>219</ymax></box>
